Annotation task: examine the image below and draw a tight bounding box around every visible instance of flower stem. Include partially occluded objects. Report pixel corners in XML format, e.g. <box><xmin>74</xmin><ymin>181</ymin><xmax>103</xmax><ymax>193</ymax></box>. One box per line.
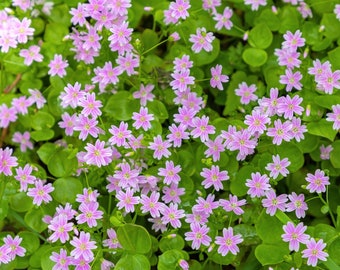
<box><xmin>142</xmin><ymin>39</ymin><xmax>169</xmax><ymax>55</ymax></box>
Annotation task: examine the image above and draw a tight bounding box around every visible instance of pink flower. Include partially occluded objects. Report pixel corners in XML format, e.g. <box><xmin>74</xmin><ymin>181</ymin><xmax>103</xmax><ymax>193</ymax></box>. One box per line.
<box><xmin>281</xmin><ymin>222</ymin><xmax>310</xmax><ymax>252</ymax></box>
<box><xmin>279</xmin><ymin>69</ymin><xmax>302</xmax><ymax>92</ymax></box>
<box><xmin>244</xmin><ymin>0</ymin><xmax>267</xmax><ymax>10</ymax></box>
<box><xmin>11</xmin><ymin>96</ymin><xmax>33</xmax><ymax>115</ymax></box>
<box><xmin>189</xmin><ymin>27</ymin><xmax>215</xmax><ymax>53</ymax></box>
<box><xmin>320</xmin><ymin>144</ymin><xmax>333</xmax><ymax>160</ymax></box>
<box><xmin>326</xmin><ymin>104</ymin><xmax>340</xmax><ymax>130</ymax></box>
<box><xmin>28</xmin><ymin>89</ymin><xmax>46</xmax><ymax>109</ymax></box>
<box><xmin>0</xmin><ymin>245</ymin><xmax>11</xmax><ymax>264</ymax></box>
<box><xmin>14</xmin><ymin>17</ymin><xmax>34</xmax><ymax>43</ymax></box>
<box><xmin>277</xmin><ymin>95</ymin><xmax>304</xmax><ymax>120</ymax></box>
<box><xmin>235</xmin><ymin>82</ymin><xmax>258</xmax><ymax>104</ymax></box>
<box><xmin>132</xmin><ymin>107</ymin><xmax>154</xmax><ymax>131</ymax></box>
<box><xmin>305</xmin><ymin>169</ymin><xmax>330</xmax><ymax>193</ymax></box>
<box><xmin>261</xmin><ymin>189</ymin><xmax>288</xmax><ymax>216</ymax></box>
<box><xmin>14</xmin><ymin>164</ymin><xmax>36</xmax><ymax>192</ymax></box>
<box><xmin>70</xmin><ymin>231</ymin><xmax>97</xmax><ymax>261</ymax></box>
<box><xmin>317</xmin><ymin>70</ymin><xmax>340</xmax><ymax>94</ymax></box>
<box><xmin>170</xmin><ymin>69</ymin><xmax>195</xmax><ymax>92</ymax></box>
<box><xmin>335</xmin><ymin>4</ymin><xmax>340</xmax><ymax>20</ymax></box>
<box><xmin>219</xmin><ymin>194</ymin><xmax>246</xmax><ymax>216</ymax></box>
<box><xmin>244</xmin><ymin>110</ymin><xmax>270</xmax><ymax>135</ymax></box>
<box><xmin>50</xmin><ymin>248</ymin><xmax>72</xmax><ymax>270</ymax></box>
<box><xmin>266</xmin><ymin>119</ymin><xmax>293</xmax><ymax>145</ymax></box>
<box><xmin>78</xmin><ymin>92</ymin><xmax>103</xmax><ymax>118</ymax></box>
<box><xmin>184</xmin><ymin>223</ymin><xmax>212</xmax><ymax>250</ymax></box>
<box><xmin>27</xmin><ymin>180</ymin><xmax>54</xmax><ymax>206</ymax></box>
<box><xmin>282</xmin><ymin>30</ymin><xmax>305</xmax><ymax>51</ymax></box>
<box><xmin>74</xmin><ymin>115</ymin><xmax>102</xmax><ymax>141</ymax></box>
<box><xmin>116</xmin><ymin>188</ymin><xmax>140</xmax><ymax>213</ymax></box>
<box><xmin>290</xmin><ymin>117</ymin><xmax>307</xmax><ymax>142</ymax></box>
<box><xmin>12</xmin><ymin>131</ymin><xmax>33</xmax><ymax>152</ymax></box>
<box><xmin>19</xmin><ymin>45</ymin><xmax>43</xmax><ymax>66</ymax></box>
<box><xmin>169</xmin><ymin>0</ymin><xmax>191</xmax><ymax>20</ymax></box>
<box><xmin>84</xmin><ymin>140</ymin><xmax>113</xmax><ymax>167</ymax></box>
<box><xmin>76</xmin><ymin>202</ymin><xmax>103</xmax><ymax>228</ymax></box>
<box><xmin>0</xmin><ymin>147</ymin><xmax>18</xmax><ymax>176</ymax></box>
<box><xmin>0</xmin><ymin>104</ymin><xmax>17</xmax><ymax>128</ymax></box>
<box><xmin>58</xmin><ymin>112</ymin><xmax>77</xmax><ymax>136</ymax></box>
<box><xmin>3</xmin><ymin>235</ymin><xmax>26</xmax><ymax>260</ymax></box>
<box><xmin>161</xmin><ymin>203</ymin><xmax>185</xmax><ymax>228</ymax></box>
<box><xmin>302</xmin><ymin>238</ymin><xmax>328</xmax><ymax>267</ymax></box>
<box><xmin>173</xmin><ymin>55</ymin><xmax>193</xmax><ymax>72</ymax></box>
<box><xmin>140</xmin><ymin>191</ymin><xmax>164</xmax><ymax>218</ymax></box>
<box><xmin>210</xmin><ymin>64</ymin><xmax>229</xmax><ymax>90</ymax></box>
<box><xmin>113</xmin><ymin>162</ymin><xmax>140</xmax><ymax>189</ymax></box>
<box><xmin>191</xmin><ymin>116</ymin><xmax>215</xmax><ymax>142</ymax></box>
<box><xmin>246</xmin><ymin>172</ymin><xmax>271</xmax><ymax>198</ymax></box>
<box><xmin>258</xmin><ymin>87</ymin><xmax>282</xmax><ymax>117</ymax></box>
<box><xmin>215</xmin><ymin>227</ymin><xmax>243</xmax><ymax>256</ymax></box>
<box><xmin>213</xmin><ymin>7</ymin><xmax>233</xmax><ymax>30</ymax></box>
<box><xmin>103</xmin><ymin>228</ymin><xmax>121</xmax><ymax>249</ymax></box>
<box><xmin>48</xmin><ymin>54</ymin><xmax>68</xmax><ymax>77</ymax></box>
<box><xmin>109</xmin><ymin>122</ymin><xmax>132</xmax><ymax>147</ymax></box>
<box><xmin>148</xmin><ymin>135</ymin><xmax>172</xmax><ymax>160</ymax></box>
<box><xmin>167</xmin><ymin>124</ymin><xmax>190</xmax><ymax>147</ymax></box>
<box><xmin>133</xmin><ymin>84</ymin><xmax>155</xmax><ymax>106</ymax></box>
<box><xmin>48</xmin><ymin>215</ymin><xmax>74</xmax><ymax>243</ymax></box>
<box><xmin>158</xmin><ymin>161</ymin><xmax>181</xmax><ymax>185</ymax></box>
<box><xmin>193</xmin><ymin>194</ymin><xmax>219</xmax><ymax>215</ymax></box>
<box><xmin>265</xmin><ymin>154</ymin><xmax>291</xmax><ymax>179</ymax></box>
<box><xmin>200</xmin><ymin>165</ymin><xmax>229</xmax><ymax>191</ymax></box>
<box><xmin>162</xmin><ymin>183</ymin><xmax>185</xmax><ymax>204</ymax></box>
<box><xmin>204</xmin><ymin>136</ymin><xmax>225</xmax><ymax>162</ymax></box>
<box><xmin>286</xmin><ymin>192</ymin><xmax>308</xmax><ymax>218</ymax></box>
<box><xmin>116</xmin><ymin>52</ymin><xmax>139</xmax><ymax>76</ymax></box>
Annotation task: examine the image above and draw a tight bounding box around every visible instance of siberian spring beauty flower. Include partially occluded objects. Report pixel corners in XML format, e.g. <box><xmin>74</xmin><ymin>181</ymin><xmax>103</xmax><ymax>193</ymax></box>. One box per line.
<box><xmin>0</xmin><ymin>104</ymin><xmax>17</xmax><ymax>128</ymax></box>
<box><xmin>3</xmin><ymin>235</ymin><xmax>26</xmax><ymax>260</ymax></box>
<box><xmin>246</xmin><ymin>172</ymin><xmax>271</xmax><ymax>198</ymax></box>
<box><xmin>213</xmin><ymin>7</ymin><xmax>233</xmax><ymax>30</ymax></box>
<box><xmin>191</xmin><ymin>116</ymin><xmax>215</xmax><ymax>142</ymax></box>
<box><xmin>301</xmin><ymin>238</ymin><xmax>328</xmax><ymax>267</ymax></box>
<box><xmin>169</xmin><ymin>0</ymin><xmax>191</xmax><ymax>20</ymax></box>
<box><xmin>116</xmin><ymin>188</ymin><xmax>140</xmax><ymax>213</ymax></box>
<box><xmin>173</xmin><ymin>55</ymin><xmax>193</xmax><ymax>72</ymax></box>
<box><xmin>133</xmin><ymin>84</ymin><xmax>155</xmax><ymax>106</ymax></box>
<box><xmin>48</xmin><ymin>54</ymin><xmax>68</xmax><ymax>77</ymax></box>
<box><xmin>158</xmin><ymin>161</ymin><xmax>181</xmax><ymax>185</ymax></box>
<box><xmin>103</xmin><ymin>228</ymin><xmax>121</xmax><ymax>249</ymax></box>
<box><xmin>235</xmin><ymin>82</ymin><xmax>258</xmax><ymax>104</ymax></box>
<box><xmin>70</xmin><ymin>231</ymin><xmax>97</xmax><ymax>261</ymax></box>
<box><xmin>140</xmin><ymin>191</ymin><xmax>164</xmax><ymax>218</ymax></box>
<box><xmin>162</xmin><ymin>184</ymin><xmax>185</xmax><ymax>204</ymax></box>
<box><xmin>161</xmin><ymin>203</ymin><xmax>185</xmax><ymax>228</ymax></box>
<box><xmin>184</xmin><ymin>223</ymin><xmax>212</xmax><ymax>250</ymax></box>
<box><xmin>113</xmin><ymin>162</ymin><xmax>140</xmax><ymax>189</ymax></box>
<box><xmin>305</xmin><ymin>169</ymin><xmax>330</xmax><ymax>193</ymax></box>
<box><xmin>282</xmin><ymin>30</ymin><xmax>305</xmax><ymax>51</ymax></box>
<box><xmin>210</xmin><ymin>64</ymin><xmax>229</xmax><ymax>90</ymax></box>
<box><xmin>265</xmin><ymin>155</ymin><xmax>291</xmax><ymax>179</ymax></box>
<box><xmin>281</xmin><ymin>222</ymin><xmax>310</xmax><ymax>252</ymax></box>
<box><xmin>204</xmin><ymin>136</ymin><xmax>225</xmax><ymax>162</ymax></box>
<box><xmin>320</xmin><ymin>144</ymin><xmax>333</xmax><ymax>160</ymax></box>
<box><xmin>48</xmin><ymin>215</ymin><xmax>74</xmax><ymax>243</ymax></box>
<box><xmin>14</xmin><ymin>164</ymin><xmax>36</xmax><ymax>192</ymax></box>
<box><xmin>277</xmin><ymin>95</ymin><xmax>304</xmax><ymax>120</ymax></box>
<box><xmin>266</xmin><ymin>119</ymin><xmax>293</xmax><ymax>145</ymax></box>
<box><xmin>132</xmin><ymin>107</ymin><xmax>154</xmax><ymax>131</ymax></box>
<box><xmin>0</xmin><ymin>147</ymin><xmax>18</xmax><ymax>176</ymax></box>
<box><xmin>219</xmin><ymin>194</ymin><xmax>247</xmax><ymax>216</ymax></box>
<box><xmin>193</xmin><ymin>194</ymin><xmax>219</xmax><ymax>215</ymax></box>
<box><xmin>279</xmin><ymin>69</ymin><xmax>302</xmax><ymax>92</ymax></box>
<box><xmin>167</xmin><ymin>124</ymin><xmax>190</xmax><ymax>147</ymax></box>
<box><xmin>200</xmin><ymin>165</ymin><xmax>229</xmax><ymax>191</ymax></box>
<box><xmin>148</xmin><ymin>135</ymin><xmax>172</xmax><ymax>160</ymax></box>
<box><xmin>261</xmin><ymin>190</ymin><xmax>288</xmax><ymax>216</ymax></box>
<box><xmin>189</xmin><ymin>27</ymin><xmax>215</xmax><ymax>53</ymax></box>
<box><xmin>215</xmin><ymin>227</ymin><xmax>243</xmax><ymax>256</ymax></box>
<box><xmin>326</xmin><ymin>104</ymin><xmax>340</xmax><ymax>130</ymax></box>
<box><xmin>50</xmin><ymin>248</ymin><xmax>72</xmax><ymax>270</ymax></box>
<box><xmin>109</xmin><ymin>122</ymin><xmax>132</xmax><ymax>147</ymax></box>
<box><xmin>83</xmin><ymin>140</ymin><xmax>113</xmax><ymax>167</ymax></box>
<box><xmin>286</xmin><ymin>192</ymin><xmax>308</xmax><ymax>218</ymax></box>
<box><xmin>27</xmin><ymin>180</ymin><xmax>54</xmax><ymax>206</ymax></box>
<box><xmin>335</xmin><ymin>4</ymin><xmax>340</xmax><ymax>20</ymax></box>
<box><xmin>244</xmin><ymin>109</ymin><xmax>270</xmax><ymax>135</ymax></box>
<box><xmin>19</xmin><ymin>45</ymin><xmax>43</xmax><ymax>65</ymax></box>
<box><xmin>170</xmin><ymin>69</ymin><xmax>195</xmax><ymax>92</ymax></box>
<box><xmin>12</xmin><ymin>131</ymin><xmax>33</xmax><ymax>152</ymax></box>
<box><xmin>76</xmin><ymin>202</ymin><xmax>103</xmax><ymax>228</ymax></box>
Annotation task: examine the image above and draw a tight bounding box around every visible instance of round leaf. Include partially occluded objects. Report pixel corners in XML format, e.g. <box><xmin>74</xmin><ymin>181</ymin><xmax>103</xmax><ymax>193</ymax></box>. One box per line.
<box><xmin>115</xmin><ymin>254</ymin><xmax>150</xmax><ymax>270</ymax></box>
<box><xmin>255</xmin><ymin>210</ymin><xmax>284</xmax><ymax>244</ymax></box>
<box><xmin>47</xmin><ymin>149</ymin><xmax>78</xmax><ymax>177</ymax></box>
<box><xmin>24</xmin><ymin>208</ymin><xmax>48</xmax><ymax>233</ymax></box>
<box><xmin>117</xmin><ymin>224</ymin><xmax>152</xmax><ymax>254</ymax></box>
<box><xmin>10</xmin><ymin>192</ymin><xmax>33</xmax><ymax>212</ymax></box>
<box><xmin>330</xmin><ymin>141</ymin><xmax>340</xmax><ymax>169</ymax></box>
<box><xmin>248</xmin><ymin>23</ymin><xmax>273</xmax><ymax>49</ymax></box>
<box><xmin>276</xmin><ymin>142</ymin><xmax>304</xmax><ymax>173</ymax></box>
<box><xmin>52</xmin><ymin>177</ymin><xmax>83</xmax><ymax>204</ymax></box>
<box><xmin>18</xmin><ymin>231</ymin><xmax>40</xmax><ymax>256</ymax></box>
<box><xmin>159</xmin><ymin>235</ymin><xmax>185</xmax><ymax>252</ymax></box>
<box><xmin>255</xmin><ymin>244</ymin><xmax>289</xmax><ymax>265</ymax></box>
<box><xmin>242</xmin><ymin>48</ymin><xmax>268</xmax><ymax>67</ymax></box>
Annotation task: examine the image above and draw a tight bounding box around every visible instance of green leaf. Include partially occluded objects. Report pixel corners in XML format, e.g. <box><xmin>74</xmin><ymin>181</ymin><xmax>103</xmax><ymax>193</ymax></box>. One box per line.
<box><xmin>255</xmin><ymin>9</ymin><xmax>280</xmax><ymax>31</ymax></box>
<box><xmin>31</xmin><ymin>111</ymin><xmax>55</xmax><ymax>130</ymax></box>
<box><xmin>104</xmin><ymin>91</ymin><xmax>140</xmax><ymax>121</ymax></box>
<box><xmin>230</xmin><ymin>165</ymin><xmax>255</xmax><ymax>197</ymax></box>
<box><xmin>159</xmin><ymin>235</ymin><xmax>185</xmax><ymax>252</ymax></box>
<box><xmin>49</xmin><ymin>4</ymin><xmax>72</xmax><ymax>26</ymax></box>
<box><xmin>37</xmin><ymin>143</ymin><xmax>58</xmax><ymax>164</ymax></box>
<box><xmin>321</xmin><ymin>13</ymin><xmax>340</xmax><ymax>40</ymax></box>
<box><xmin>31</xmin><ymin>129</ymin><xmax>55</xmax><ymax>142</ymax></box>
<box><xmin>328</xmin><ymin>47</ymin><xmax>340</xmax><ymax>70</ymax></box>
<box><xmin>248</xmin><ymin>23</ymin><xmax>273</xmax><ymax>49</ymax></box>
<box><xmin>44</xmin><ymin>23</ymin><xmax>69</xmax><ymax>44</ymax></box>
<box><xmin>29</xmin><ymin>245</ymin><xmax>52</xmax><ymax>269</ymax></box>
<box><xmin>330</xmin><ymin>141</ymin><xmax>340</xmax><ymax>168</ymax></box>
<box><xmin>209</xmin><ymin>250</ymin><xmax>236</xmax><ymax>265</ymax></box>
<box><xmin>115</xmin><ymin>254</ymin><xmax>150</xmax><ymax>270</ymax></box>
<box><xmin>158</xmin><ymin>250</ymin><xmax>188</xmax><ymax>270</ymax></box>
<box><xmin>0</xmin><ymin>199</ymin><xmax>8</xmax><ymax>221</ymax></box>
<box><xmin>41</xmin><ymin>247</ymin><xmax>63</xmax><ymax>270</ymax></box>
<box><xmin>307</xmin><ymin>119</ymin><xmax>337</xmax><ymax>141</ymax></box>
<box><xmin>233</xmin><ymin>224</ymin><xmax>260</xmax><ymax>246</ymax></box>
<box><xmin>10</xmin><ymin>192</ymin><xmax>33</xmax><ymax>212</ymax></box>
<box><xmin>276</xmin><ymin>142</ymin><xmax>304</xmax><ymax>173</ymax></box>
<box><xmin>117</xmin><ymin>224</ymin><xmax>152</xmax><ymax>254</ymax></box>
<box><xmin>242</xmin><ymin>48</ymin><xmax>267</xmax><ymax>67</ymax></box>
<box><xmin>47</xmin><ymin>149</ymin><xmax>78</xmax><ymax>177</ymax></box>
<box><xmin>3</xmin><ymin>54</ymin><xmax>28</xmax><ymax>74</ymax></box>
<box><xmin>314</xmin><ymin>95</ymin><xmax>340</xmax><ymax>110</ymax></box>
<box><xmin>255</xmin><ymin>244</ymin><xmax>289</xmax><ymax>265</ymax></box>
<box><xmin>329</xmin><ymin>237</ymin><xmax>340</xmax><ymax>265</ymax></box>
<box><xmin>255</xmin><ymin>210</ymin><xmax>284</xmax><ymax>244</ymax></box>
<box><xmin>278</xmin><ymin>6</ymin><xmax>300</xmax><ymax>34</ymax></box>
<box><xmin>18</xmin><ymin>231</ymin><xmax>40</xmax><ymax>256</ymax></box>
<box><xmin>52</xmin><ymin>177</ymin><xmax>83</xmax><ymax>204</ymax></box>
<box><xmin>192</xmin><ymin>38</ymin><xmax>220</xmax><ymax>67</ymax></box>
<box><xmin>141</xmin><ymin>29</ymin><xmax>159</xmax><ymax>55</ymax></box>
<box><xmin>313</xmin><ymin>224</ymin><xmax>337</xmax><ymax>243</ymax></box>
<box><xmin>147</xmin><ymin>100</ymin><xmax>168</xmax><ymax>122</ymax></box>
<box><xmin>24</xmin><ymin>208</ymin><xmax>48</xmax><ymax>233</ymax></box>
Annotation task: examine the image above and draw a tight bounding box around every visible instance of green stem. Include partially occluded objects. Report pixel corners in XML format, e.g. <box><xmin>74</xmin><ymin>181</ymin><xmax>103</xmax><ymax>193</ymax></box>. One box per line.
<box><xmin>318</xmin><ymin>192</ymin><xmax>336</xmax><ymax>227</ymax></box>
<box><xmin>142</xmin><ymin>38</ymin><xmax>169</xmax><ymax>55</ymax></box>
<box><xmin>233</xmin><ymin>24</ymin><xmax>246</xmax><ymax>33</ymax></box>
<box><xmin>0</xmin><ymin>175</ymin><xmax>6</xmax><ymax>203</ymax></box>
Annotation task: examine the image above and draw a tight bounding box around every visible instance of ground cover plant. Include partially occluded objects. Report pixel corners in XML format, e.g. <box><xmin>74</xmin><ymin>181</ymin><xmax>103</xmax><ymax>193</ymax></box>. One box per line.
<box><xmin>1</xmin><ymin>0</ymin><xmax>340</xmax><ymax>269</ymax></box>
